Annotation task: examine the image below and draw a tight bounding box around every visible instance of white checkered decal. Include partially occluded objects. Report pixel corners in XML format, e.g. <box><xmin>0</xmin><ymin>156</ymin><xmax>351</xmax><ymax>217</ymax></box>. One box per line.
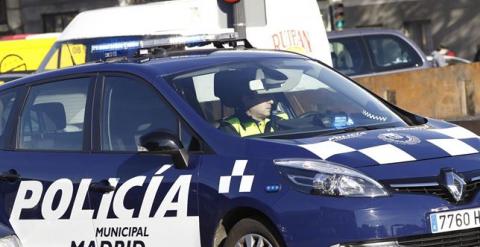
<box><xmin>300</xmin><ymin>141</ymin><xmax>355</xmax><ymax>160</ymax></box>
<box><xmin>219</xmin><ymin>160</ymin><xmax>254</xmax><ymax>194</ymax></box>
<box><xmin>427</xmin><ymin>139</ymin><xmax>478</xmax><ymax>156</ymax></box>
<box><xmin>430</xmin><ymin>126</ymin><xmax>478</xmax><ymax>139</ymax></box>
<box><xmin>359</xmin><ymin>144</ymin><xmax>416</xmax><ymax>164</ymax></box>
<box><xmin>299</xmin><ymin>126</ymin><xmax>480</xmax><ymax>165</ymax></box>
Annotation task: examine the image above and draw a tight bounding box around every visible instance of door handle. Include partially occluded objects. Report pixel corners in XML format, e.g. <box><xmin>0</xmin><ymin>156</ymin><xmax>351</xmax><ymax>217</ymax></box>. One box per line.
<box><xmin>0</xmin><ymin>169</ymin><xmax>20</xmax><ymax>182</ymax></box>
<box><xmin>89</xmin><ymin>179</ymin><xmax>116</xmax><ymax>193</ymax></box>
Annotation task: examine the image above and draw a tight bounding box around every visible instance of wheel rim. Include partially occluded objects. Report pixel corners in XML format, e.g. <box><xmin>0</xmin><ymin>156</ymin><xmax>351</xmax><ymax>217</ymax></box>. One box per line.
<box><xmin>235</xmin><ymin>233</ymin><xmax>274</xmax><ymax>247</ymax></box>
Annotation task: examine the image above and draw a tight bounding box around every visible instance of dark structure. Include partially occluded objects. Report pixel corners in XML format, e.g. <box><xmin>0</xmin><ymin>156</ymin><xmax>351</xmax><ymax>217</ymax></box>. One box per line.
<box><xmin>320</xmin><ymin>0</ymin><xmax>480</xmax><ymax>60</ymax></box>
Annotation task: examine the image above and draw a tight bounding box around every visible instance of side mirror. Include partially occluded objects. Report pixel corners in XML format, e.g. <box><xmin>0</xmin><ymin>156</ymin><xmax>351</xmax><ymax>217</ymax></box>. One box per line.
<box><xmin>139</xmin><ymin>131</ymin><xmax>189</xmax><ymax>169</ymax></box>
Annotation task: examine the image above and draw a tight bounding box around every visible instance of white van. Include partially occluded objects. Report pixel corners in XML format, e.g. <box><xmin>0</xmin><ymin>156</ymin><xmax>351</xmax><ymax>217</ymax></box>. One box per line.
<box><xmin>37</xmin><ymin>0</ymin><xmax>331</xmax><ymax>71</ymax></box>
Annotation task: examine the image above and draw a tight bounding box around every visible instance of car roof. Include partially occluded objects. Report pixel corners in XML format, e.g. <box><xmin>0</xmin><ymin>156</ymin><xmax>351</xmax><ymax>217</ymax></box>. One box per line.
<box><xmin>327</xmin><ymin>28</ymin><xmax>406</xmax><ymax>39</ymax></box>
<box><xmin>141</xmin><ymin>49</ymin><xmax>307</xmax><ymax>74</ymax></box>
<box><xmin>0</xmin><ymin>49</ymin><xmax>307</xmax><ymax>89</ymax></box>
<box><xmin>0</xmin><ymin>73</ymin><xmax>29</xmax><ymax>79</ymax></box>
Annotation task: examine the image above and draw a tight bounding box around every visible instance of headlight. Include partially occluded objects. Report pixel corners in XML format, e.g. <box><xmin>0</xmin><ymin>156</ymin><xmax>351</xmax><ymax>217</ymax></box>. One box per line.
<box><xmin>274</xmin><ymin>159</ymin><xmax>389</xmax><ymax>197</ymax></box>
<box><xmin>0</xmin><ymin>235</ymin><xmax>22</xmax><ymax>247</ymax></box>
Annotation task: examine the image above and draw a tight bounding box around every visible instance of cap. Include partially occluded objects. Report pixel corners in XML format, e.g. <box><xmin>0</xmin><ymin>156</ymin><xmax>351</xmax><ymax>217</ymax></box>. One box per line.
<box><xmin>240</xmin><ymin>93</ymin><xmax>273</xmax><ymax>110</ymax></box>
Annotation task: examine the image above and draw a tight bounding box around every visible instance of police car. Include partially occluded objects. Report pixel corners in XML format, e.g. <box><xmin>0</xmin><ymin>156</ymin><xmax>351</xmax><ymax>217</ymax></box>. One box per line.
<box><xmin>0</xmin><ymin>34</ymin><xmax>479</xmax><ymax>247</ymax></box>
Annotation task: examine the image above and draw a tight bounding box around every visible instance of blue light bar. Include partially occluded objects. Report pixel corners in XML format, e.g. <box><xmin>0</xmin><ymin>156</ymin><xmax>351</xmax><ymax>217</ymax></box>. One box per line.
<box><xmin>91</xmin><ymin>41</ymin><xmax>141</xmax><ymax>53</ymax></box>
<box><xmin>140</xmin><ymin>32</ymin><xmax>239</xmax><ymax>49</ymax></box>
<box><xmin>92</xmin><ymin>32</ymin><xmax>244</xmax><ymax>62</ymax></box>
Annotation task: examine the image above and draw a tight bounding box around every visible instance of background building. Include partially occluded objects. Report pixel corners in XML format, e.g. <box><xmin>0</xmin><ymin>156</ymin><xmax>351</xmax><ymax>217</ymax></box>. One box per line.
<box><xmin>320</xmin><ymin>0</ymin><xmax>480</xmax><ymax>60</ymax></box>
<box><xmin>1</xmin><ymin>0</ymin><xmax>479</xmax><ymax>60</ymax></box>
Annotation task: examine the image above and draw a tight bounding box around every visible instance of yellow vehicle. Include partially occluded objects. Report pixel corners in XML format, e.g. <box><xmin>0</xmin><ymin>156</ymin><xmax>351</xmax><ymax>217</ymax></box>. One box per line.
<box><xmin>0</xmin><ymin>33</ymin><xmax>59</xmax><ymax>74</ymax></box>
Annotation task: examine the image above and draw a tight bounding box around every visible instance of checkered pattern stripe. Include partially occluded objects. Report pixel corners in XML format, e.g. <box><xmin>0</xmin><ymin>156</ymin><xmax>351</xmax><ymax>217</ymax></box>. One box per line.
<box><xmin>218</xmin><ymin>160</ymin><xmax>254</xmax><ymax>194</ymax></box>
<box><xmin>300</xmin><ymin>127</ymin><xmax>480</xmax><ymax>165</ymax></box>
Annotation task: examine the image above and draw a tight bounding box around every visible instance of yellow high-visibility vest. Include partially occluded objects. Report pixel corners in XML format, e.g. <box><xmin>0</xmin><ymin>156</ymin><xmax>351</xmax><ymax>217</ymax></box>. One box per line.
<box><xmin>225</xmin><ymin>113</ymin><xmax>288</xmax><ymax>137</ymax></box>
<box><xmin>226</xmin><ymin>117</ymin><xmax>269</xmax><ymax>137</ymax></box>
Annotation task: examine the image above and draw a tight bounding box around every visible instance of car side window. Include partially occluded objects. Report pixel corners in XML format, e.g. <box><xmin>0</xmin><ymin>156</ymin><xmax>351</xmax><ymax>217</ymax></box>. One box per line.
<box><xmin>101</xmin><ymin>76</ymin><xmax>179</xmax><ymax>152</ymax></box>
<box><xmin>0</xmin><ymin>90</ymin><xmax>17</xmax><ymax>148</ymax></box>
<box><xmin>329</xmin><ymin>37</ymin><xmax>372</xmax><ymax>76</ymax></box>
<box><xmin>18</xmin><ymin>78</ymin><xmax>91</xmax><ymax>151</ymax></box>
<box><xmin>366</xmin><ymin>34</ymin><xmax>423</xmax><ymax>71</ymax></box>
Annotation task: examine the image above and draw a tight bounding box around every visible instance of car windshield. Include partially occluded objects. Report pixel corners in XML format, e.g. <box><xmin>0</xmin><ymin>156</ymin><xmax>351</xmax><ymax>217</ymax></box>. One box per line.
<box><xmin>167</xmin><ymin>57</ymin><xmax>410</xmax><ymax>138</ymax></box>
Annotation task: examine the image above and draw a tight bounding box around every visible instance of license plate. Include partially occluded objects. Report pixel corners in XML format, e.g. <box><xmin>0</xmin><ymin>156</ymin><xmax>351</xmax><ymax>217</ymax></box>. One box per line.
<box><xmin>430</xmin><ymin>207</ymin><xmax>480</xmax><ymax>233</ymax></box>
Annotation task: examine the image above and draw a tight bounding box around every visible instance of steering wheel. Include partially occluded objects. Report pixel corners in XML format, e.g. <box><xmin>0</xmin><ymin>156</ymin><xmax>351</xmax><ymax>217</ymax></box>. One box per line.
<box><xmin>297</xmin><ymin>111</ymin><xmax>325</xmax><ymax>119</ymax></box>
<box><xmin>298</xmin><ymin>111</ymin><xmax>354</xmax><ymax>129</ymax></box>
<box><xmin>296</xmin><ymin>111</ymin><xmax>327</xmax><ymax>127</ymax></box>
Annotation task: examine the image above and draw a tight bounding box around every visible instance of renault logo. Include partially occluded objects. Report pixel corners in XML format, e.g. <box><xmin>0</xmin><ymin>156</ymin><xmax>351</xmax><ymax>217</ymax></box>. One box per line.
<box><xmin>444</xmin><ymin>171</ymin><xmax>466</xmax><ymax>202</ymax></box>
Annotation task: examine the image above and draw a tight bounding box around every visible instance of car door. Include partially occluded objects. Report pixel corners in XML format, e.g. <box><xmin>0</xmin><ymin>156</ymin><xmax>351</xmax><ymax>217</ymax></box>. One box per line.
<box><xmin>86</xmin><ymin>74</ymin><xmax>202</xmax><ymax>247</ymax></box>
<box><xmin>3</xmin><ymin>76</ymin><xmax>97</xmax><ymax>247</ymax></box>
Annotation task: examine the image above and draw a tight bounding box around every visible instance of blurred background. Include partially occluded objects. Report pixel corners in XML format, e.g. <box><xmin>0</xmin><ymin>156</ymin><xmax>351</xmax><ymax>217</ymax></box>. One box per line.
<box><xmin>1</xmin><ymin>0</ymin><xmax>480</xmax><ymax>132</ymax></box>
<box><xmin>1</xmin><ymin>0</ymin><xmax>479</xmax><ymax>60</ymax></box>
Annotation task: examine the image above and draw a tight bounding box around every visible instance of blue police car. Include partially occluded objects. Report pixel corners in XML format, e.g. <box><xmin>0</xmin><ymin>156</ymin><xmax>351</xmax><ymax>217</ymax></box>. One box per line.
<box><xmin>0</xmin><ymin>34</ymin><xmax>479</xmax><ymax>247</ymax></box>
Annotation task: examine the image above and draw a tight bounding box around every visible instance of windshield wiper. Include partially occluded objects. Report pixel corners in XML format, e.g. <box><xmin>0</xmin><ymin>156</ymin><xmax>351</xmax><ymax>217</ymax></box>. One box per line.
<box><xmin>318</xmin><ymin>125</ymin><xmax>383</xmax><ymax>136</ymax></box>
<box><xmin>261</xmin><ymin>123</ymin><xmax>398</xmax><ymax>139</ymax></box>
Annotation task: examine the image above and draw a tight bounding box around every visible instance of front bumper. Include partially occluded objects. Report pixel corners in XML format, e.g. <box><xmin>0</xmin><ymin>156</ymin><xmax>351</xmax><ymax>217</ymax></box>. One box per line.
<box><xmin>273</xmin><ymin>190</ymin><xmax>480</xmax><ymax>247</ymax></box>
<box><xmin>334</xmin><ymin>227</ymin><xmax>480</xmax><ymax>246</ymax></box>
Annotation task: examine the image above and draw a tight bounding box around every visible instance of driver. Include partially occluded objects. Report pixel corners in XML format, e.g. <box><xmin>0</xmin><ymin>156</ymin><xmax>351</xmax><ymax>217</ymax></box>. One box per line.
<box><xmin>219</xmin><ymin>92</ymin><xmax>283</xmax><ymax>137</ymax></box>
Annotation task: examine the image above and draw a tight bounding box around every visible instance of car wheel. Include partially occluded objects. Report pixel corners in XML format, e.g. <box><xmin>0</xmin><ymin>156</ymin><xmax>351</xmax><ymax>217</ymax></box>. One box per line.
<box><xmin>223</xmin><ymin>218</ymin><xmax>281</xmax><ymax>247</ymax></box>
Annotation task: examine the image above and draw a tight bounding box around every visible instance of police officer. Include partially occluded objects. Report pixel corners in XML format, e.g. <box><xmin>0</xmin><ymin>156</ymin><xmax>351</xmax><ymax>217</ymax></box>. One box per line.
<box><xmin>219</xmin><ymin>92</ymin><xmax>283</xmax><ymax>137</ymax></box>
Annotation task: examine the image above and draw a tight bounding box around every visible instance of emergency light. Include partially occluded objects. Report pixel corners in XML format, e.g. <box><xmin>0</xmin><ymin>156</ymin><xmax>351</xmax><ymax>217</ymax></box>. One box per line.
<box><xmin>91</xmin><ymin>32</ymin><xmax>252</xmax><ymax>62</ymax></box>
<box><xmin>140</xmin><ymin>32</ymin><xmax>239</xmax><ymax>49</ymax></box>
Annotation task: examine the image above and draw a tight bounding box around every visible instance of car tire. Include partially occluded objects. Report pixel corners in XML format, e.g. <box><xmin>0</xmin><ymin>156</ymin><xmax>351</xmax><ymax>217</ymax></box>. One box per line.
<box><xmin>223</xmin><ymin>218</ymin><xmax>282</xmax><ymax>247</ymax></box>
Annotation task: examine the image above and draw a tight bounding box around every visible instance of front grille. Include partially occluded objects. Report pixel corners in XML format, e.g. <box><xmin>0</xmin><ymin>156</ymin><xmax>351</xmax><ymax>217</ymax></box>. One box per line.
<box><xmin>392</xmin><ymin>180</ymin><xmax>480</xmax><ymax>204</ymax></box>
<box><xmin>465</xmin><ymin>181</ymin><xmax>480</xmax><ymax>202</ymax></box>
<box><xmin>398</xmin><ymin>228</ymin><xmax>480</xmax><ymax>246</ymax></box>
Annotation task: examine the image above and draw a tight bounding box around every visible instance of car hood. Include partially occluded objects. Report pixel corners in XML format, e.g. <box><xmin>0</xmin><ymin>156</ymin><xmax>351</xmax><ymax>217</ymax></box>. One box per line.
<box><xmin>280</xmin><ymin>122</ymin><xmax>480</xmax><ymax>168</ymax></box>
